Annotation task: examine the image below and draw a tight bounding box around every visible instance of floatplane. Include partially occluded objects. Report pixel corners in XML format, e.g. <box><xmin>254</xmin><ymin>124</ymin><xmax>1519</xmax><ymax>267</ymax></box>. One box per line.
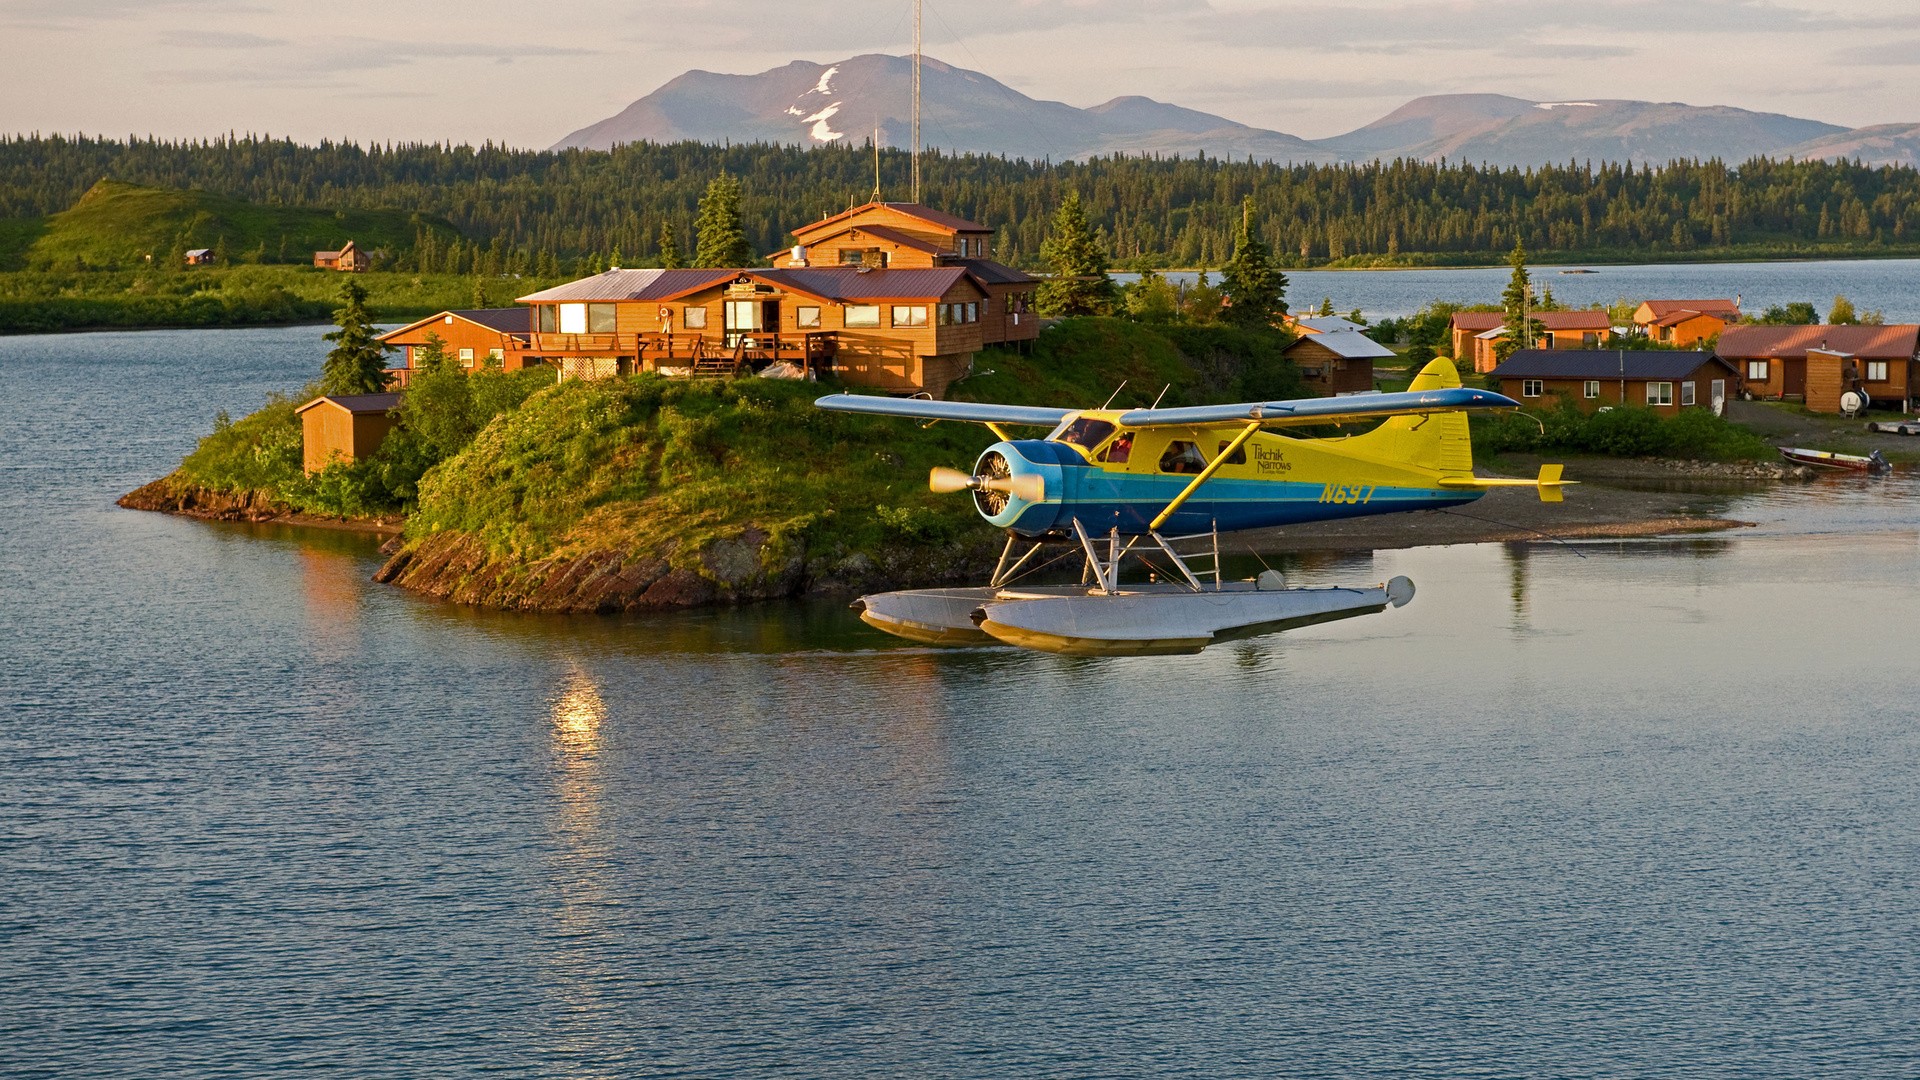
<box><xmin>815</xmin><ymin>358</ymin><xmax>1571</xmax><ymax>656</ymax></box>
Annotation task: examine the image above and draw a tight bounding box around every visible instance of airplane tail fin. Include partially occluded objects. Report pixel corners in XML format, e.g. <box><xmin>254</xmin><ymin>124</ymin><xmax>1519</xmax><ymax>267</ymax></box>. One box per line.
<box><xmin>1347</xmin><ymin>357</ymin><xmax>1476</xmax><ymax>475</ymax></box>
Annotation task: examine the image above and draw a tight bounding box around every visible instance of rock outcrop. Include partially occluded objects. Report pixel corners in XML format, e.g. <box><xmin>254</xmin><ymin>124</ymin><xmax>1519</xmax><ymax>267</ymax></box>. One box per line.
<box><xmin>116</xmin><ymin>476</ymin><xmax>290</xmax><ymax>521</ymax></box>
<box><xmin>372</xmin><ymin>527</ymin><xmax>1001</xmax><ymax>613</ymax></box>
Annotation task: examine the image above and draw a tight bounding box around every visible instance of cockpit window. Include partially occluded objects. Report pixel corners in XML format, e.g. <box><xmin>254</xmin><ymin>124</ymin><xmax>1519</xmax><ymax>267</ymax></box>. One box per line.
<box><xmin>1050</xmin><ymin>417</ymin><xmax>1115</xmax><ymax>452</ymax></box>
<box><xmin>1158</xmin><ymin>440</ymin><xmax>1207</xmax><ymax>474</ymax></box>
<box><xmin>1101</xmin><ymin>432</ymin><xmax>1134</xmax><ymax>464</ymax></box>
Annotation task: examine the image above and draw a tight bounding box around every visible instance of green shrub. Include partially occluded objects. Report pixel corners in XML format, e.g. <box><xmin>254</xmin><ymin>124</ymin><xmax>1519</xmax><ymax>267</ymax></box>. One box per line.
<box><xmin>1472</xmin><ymin>399</ymin><xmax>1773</xmax><ymax>461</ymax></box>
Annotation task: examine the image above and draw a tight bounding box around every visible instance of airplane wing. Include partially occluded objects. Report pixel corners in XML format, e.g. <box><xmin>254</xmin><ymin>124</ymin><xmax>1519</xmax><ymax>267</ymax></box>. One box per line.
<box><xmin>1114</xmin><ymin>387</ymin><xmax>1518</xmax><ymax>428</ymax></box>
<box><xmin>813</xmin><ymin>394</ymin><xmax>1074</xmax><ymax>427</ymax></box>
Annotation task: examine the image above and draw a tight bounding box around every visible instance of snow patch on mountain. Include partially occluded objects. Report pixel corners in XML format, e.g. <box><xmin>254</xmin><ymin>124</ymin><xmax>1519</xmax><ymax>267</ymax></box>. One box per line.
<box><xmin>809</xmin><ymin>65</ymin><xmax>838</xmax><ymax>96</ymax></box>
<box><xmin>804</xmin><ymin>102</ymin><xmax>844</xmax><ymax>142</ymax></box>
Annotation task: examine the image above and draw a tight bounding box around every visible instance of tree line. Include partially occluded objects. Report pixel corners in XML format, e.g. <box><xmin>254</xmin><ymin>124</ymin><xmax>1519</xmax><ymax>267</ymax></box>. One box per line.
<box><xmin>7</xmin><ymin>134</ymin><xmax>1920</xmax><ymax>270</ymax></box>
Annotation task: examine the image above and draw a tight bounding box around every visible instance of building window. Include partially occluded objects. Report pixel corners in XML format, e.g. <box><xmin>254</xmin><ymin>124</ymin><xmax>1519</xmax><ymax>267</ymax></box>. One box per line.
<box><xmin>487</xmin><ymin>348</ymin><xmax>503</xmax><ymax>366</ymax></box>
<box><xmin>458</xmin><ymin>347</ymin><xmax>475</xmax><ymax>367</ymax></box>
<box><xmin>538</xmin><ymin>305</ymin><xmax>556</xmax><ymax>333</ymax></box>
<box><xmin>587</xmin><ymin>303</ymin><xmax>617</xmax><ymax>333</ymax></box>
<box><xmin>1866</xmin><ymin>360</ymin><xmax>1889</xmax><ymax>381</ymax></box>
<box><xmin>1647</xmin><ymin>381</ymin><xmax>1674</xmax><ymax>406</ymax></box>
<box><xmin>796</xmin><ymin>306</ymin><xmax>821</xmax><ymax>329</ymax></box>
<box><xmin>1582</xmin><ymin>332</ymin><xmax>1600</xmax><ymax>347</ymax></box>
<box><xmin>845</xmin><ymin>305</ymin><xmax>881</xmax><ymax>328</ymax></box>
<box><xmin>1584</xmin><ymin>380</ymin><xmax>1600</xmax><ymax>399</ymax></box>
<box><xmin>892</xmin><ymin>305</ymin><xmax>928</xmax><ymax>327</ymax></box>
<box><xmin>559</xmin><ymin>302</ymin><xmax>587</xmax><ymax>334</ymax></box>
<box><xmin>966</xmin><ymin>301</ymin><xmax>979</xmax><ymax>323</ymax></box>
<box><xmin>1681</xmin><ymin>381</ymin><xmax>1696</xmax><ymax>406</ymax></box>
<box><xmin>840</xmin><ymin>249</ymin><xmax>866</xmax><ymax>265</ymax></box>
<box><xmin>1747</xmin><ymin>360</ymin><xmax>1768</xmax><ymax>382</ymax></box>
<box><xmin>1522</xmin><ymin>379</ymin><xmax>1543</xmax><ymax>398</ymax></box>
<box><xmin>683</xmin><ymin>306</ymin><xmax>707</xmax><ymax>329</ymax></box>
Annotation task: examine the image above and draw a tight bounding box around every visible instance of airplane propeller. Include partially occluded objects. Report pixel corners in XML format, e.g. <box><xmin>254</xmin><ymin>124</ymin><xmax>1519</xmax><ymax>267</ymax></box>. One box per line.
<box><xmin>929</xmin><ymin>465</ymin><xmax>1044</xmax><ymax>504</ymax></box>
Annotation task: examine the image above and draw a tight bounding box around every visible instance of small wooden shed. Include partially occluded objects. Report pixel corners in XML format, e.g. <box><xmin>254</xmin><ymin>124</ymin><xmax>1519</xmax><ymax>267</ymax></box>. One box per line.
<box><xmin>1282</xmin><ymin>330</ymin><xmax>1391</xmax><ymax>395</ymax></box>
<box><xmin>296</xmin><ymin>392</ymin><xmax>402</xmax><ymax>474</ymax></box>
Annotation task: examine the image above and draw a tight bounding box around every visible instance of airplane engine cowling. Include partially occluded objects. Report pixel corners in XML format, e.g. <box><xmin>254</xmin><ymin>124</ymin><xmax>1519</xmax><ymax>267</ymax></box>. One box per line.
<box><xmin>969</xmin><ymin>440</ymin><xmax>1075</xmax><ymax>536</ymax></box>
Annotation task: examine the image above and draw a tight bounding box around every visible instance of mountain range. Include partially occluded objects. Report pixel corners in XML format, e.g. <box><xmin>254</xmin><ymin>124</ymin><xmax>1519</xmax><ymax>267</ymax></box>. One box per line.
<box><xmin>552</xmin><ymin>53</ymin><xmax>1920</xmax><ymax>170</ymax></box>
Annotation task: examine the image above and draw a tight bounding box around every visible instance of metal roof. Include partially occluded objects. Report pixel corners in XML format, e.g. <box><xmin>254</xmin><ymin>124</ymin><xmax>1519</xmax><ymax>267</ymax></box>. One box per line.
<box><xmin>184</xmin><ymin>248</ymin><xmax>212</xmax><ymax>257</ymax></box>
<box><xmin>1716</xmin><ymin>324</ymin><xmax>1920</xmax><ymax>360</ymax></box>
<box><xmin>1488</xmin><ymin>349</ymin><xmax>1732</xmax><ymax>380</ymax></box>
<box><xmin>761</xmin><ymin>266</ymin><xmax>984</xmax><ymax>301</ymax></box>
<box><xmin>1451</xmin><ymin>310</ymin><xmax>1611</xmax><ymax>331</ymax></box>
<box><xmin>515</xmin><ymin>268</ymin><xmax>734</xmax><ymax>303</ymax></box>
<box><xmin>296</xmin><ymin>392</ymin><xmax>403</xmax><ymax>415</ymax></box>
<box><xmin>378</xmin><ymin>307</ymin><xmax>529</xmax><ymax>342</ymax></box>
<box><xmin>1285</xmin><ymin>332</ymin><xmax>1395</xmax><ymax>359</ymax></box>
<box><xmin>792</xmin><ymin>201</ymin><xmax>991</xmax><ymax>239</ymax></box>
<box><xmin>944</xmin><ymin>257</ymin><xmax>1035</xmax><ymax>285</ymax></box>
<box><xmin>1650</xmin><ymin>309</ymin><xmax>1734</xmax><ymax>327</ymax></box>
<box><xmin>1292</xmin><ymin>316</ymin><xmax>1369</xmax><ymax>334</ymax></box>
<box><xmin>1638</xmin><ymin>299</ymin><xmax>1741</xmax><ymax>319</ymax></box>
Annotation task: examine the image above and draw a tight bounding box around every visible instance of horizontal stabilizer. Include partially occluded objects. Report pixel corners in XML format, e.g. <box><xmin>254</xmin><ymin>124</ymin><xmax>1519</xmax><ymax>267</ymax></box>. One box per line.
<box><xmin>815</xmin><ymin>394</ymin><xmax>1072</xmax><ymax>427</ymax></box>
<box><xmin>1438</xmin><ymin>464</ymin><xmax>1575</xmax><ymax>503</ymax></box>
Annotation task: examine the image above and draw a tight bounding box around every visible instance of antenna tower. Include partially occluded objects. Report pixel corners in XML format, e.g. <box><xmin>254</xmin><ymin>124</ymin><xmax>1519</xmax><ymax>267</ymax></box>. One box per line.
<box><xmin>911</xmin><ymin>0</ymin><xmax>921</xmax><ymax>202</ymax></box>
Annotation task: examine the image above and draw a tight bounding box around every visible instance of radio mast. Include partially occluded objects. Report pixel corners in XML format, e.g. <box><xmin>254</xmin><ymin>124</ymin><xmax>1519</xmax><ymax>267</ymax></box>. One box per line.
<box><xmin>911</xmin><ymin>0</ymin><xmax>921</xmax><ymax>202</ymax></box>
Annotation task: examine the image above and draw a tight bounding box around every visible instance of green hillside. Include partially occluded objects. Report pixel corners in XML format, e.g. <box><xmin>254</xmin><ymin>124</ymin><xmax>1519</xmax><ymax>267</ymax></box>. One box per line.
<box><xmin>17</xmin><ymin>180</ymin><xmax>458</xmax><ymax>271</ymax></box>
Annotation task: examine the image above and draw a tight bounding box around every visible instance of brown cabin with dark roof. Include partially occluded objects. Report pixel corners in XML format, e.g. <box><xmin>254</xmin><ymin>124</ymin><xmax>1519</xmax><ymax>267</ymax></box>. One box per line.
<box><xmin>1716</xmin><ymin>324</ymin><xmax>1920</xmax><ymax>411</ymax></box>
<box><xmin>1489</xmin><ymin>350</ymin><xmax>1739</xmax><ymax>416</ymax></box>
<box><xmin>1281</xmin><ymin>330</ymin><xmax>1392</xmax><ymax>395</ymax></box>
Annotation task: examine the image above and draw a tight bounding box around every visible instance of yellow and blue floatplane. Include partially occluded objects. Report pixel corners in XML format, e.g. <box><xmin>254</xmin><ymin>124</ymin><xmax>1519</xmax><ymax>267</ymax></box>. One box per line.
<box><xmin>815</xmin><ymin>358</ymin><xmax>1570</xmax><ymax>656</ymax></box>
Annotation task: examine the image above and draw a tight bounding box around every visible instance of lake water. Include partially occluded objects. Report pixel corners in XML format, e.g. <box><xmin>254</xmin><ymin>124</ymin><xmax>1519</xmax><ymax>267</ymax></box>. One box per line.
<box><xmin>1128</xmin><ymin>257</ymin><xmax>1920</xmax><ymax>322</ymax></box>
<box><xmin>4</xmin><ymin>324</ymin><xmax>1920</xmax><ymax>1078</ymax></box>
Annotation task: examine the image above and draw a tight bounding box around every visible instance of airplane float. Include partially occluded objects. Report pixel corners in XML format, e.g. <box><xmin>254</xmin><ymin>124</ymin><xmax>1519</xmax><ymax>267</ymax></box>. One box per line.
<box><xmin>814</xmin><ymin>358</ymin><xmax>1570</xmax><ymax>656</ymax></box>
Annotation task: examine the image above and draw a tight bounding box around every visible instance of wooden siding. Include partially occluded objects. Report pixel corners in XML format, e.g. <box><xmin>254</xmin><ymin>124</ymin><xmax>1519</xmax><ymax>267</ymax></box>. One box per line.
<box><xmin>1499</xmin><ymin>370</ymin><xmax>1733</xmax><ymax>416</ymax></box>
<box><xmin>1650</xmin><ymin>312</ymin><xmax>1730</xmax><ymax>347</ymax></box>
<box><xmin>381</xmin><ymin>315</ymin><xmax>523</xmax><ymax>371</ymax></box>
<box><xmin>300</xmin><ymin>404</ymin><xmax>394</xmax><ymax>474</ymax></box>
<box><xmin>1285</xmin><ymin>338</ymin><xmax>1376</xmax><ymax>395</ymax></box>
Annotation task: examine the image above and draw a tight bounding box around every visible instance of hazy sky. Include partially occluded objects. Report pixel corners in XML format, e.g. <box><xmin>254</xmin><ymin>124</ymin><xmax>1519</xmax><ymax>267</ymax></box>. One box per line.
<box><xmin>3</xmin><ymin>0</ymin><xmax>1916</xmax><ymax>146</ymax></box>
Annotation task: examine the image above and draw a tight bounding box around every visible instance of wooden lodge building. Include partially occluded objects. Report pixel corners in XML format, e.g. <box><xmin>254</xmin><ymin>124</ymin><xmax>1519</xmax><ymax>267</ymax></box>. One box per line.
<box><xmin>370</xmin><ymin>201</ymin><xmax>1039</xmax><ymax>397</ymax></box>
<box><xmin>1487</xmin><ymin>350</ymin><xmax>1739</xmax><ymax>415</ymax></box>
<box><xmin>1716</xmin><ymin>324</ymin><xmax>1920</xmax><ymax>412</ymax></box>
<box><xmin>1449</xmin><ymin>311</ymin><xmax>1614</xmax><ymax>373</ymax></box>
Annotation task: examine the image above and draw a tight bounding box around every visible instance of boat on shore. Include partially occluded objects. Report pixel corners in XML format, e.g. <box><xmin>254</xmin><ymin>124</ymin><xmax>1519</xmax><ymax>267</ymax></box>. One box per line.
<box><xmin>1779</xmin><ymin>446</ymin><xmax>1890</xmax><ymax>472</ymax></box>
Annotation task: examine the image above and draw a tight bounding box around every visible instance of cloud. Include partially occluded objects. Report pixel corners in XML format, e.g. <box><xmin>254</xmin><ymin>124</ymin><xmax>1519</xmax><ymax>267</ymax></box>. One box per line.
<box><xmin>159</xmin><ymin>30</ymin><xmax>287</xmax><ymax>49</ymax></box>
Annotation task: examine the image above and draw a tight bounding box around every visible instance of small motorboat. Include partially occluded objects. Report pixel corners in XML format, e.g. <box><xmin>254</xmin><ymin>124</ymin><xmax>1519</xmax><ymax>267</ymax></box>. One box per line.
<box><xmin>1779</xmin><ymin>446</ymin><xmax>1890</xmax><ymax>472</ymax></box>
<box><xmin>1559</xmin><ymin>268</ymin><xmax>1599</xmax><ymax>274</ymax></box>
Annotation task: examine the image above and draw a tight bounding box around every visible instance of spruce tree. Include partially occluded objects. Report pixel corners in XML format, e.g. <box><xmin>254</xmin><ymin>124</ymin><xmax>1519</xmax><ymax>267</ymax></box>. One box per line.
<box><xmin>320</xmin><ymin>278</ymin><xmax>392</xmax><ymax>395</ymax></box>
<box><xmin>693</xmin><ymin>174</ymin><xmax>755</xmax><ymax>268</ymax></box>
<box><xmin>1219</xmin><ymin>201</ymin><xmax>1288</xmax><ymax>331</ymax></box>
<box><xmin>1496</xmin><ymin>239</ymin><xmax>1541</xmax><ymax>364</ymax></box>
<box><xmin>1035</xmin><ymin>190</ymin><xmax>1117</xmax><ymax>317</ymax></box>
<box><xmin>415</xmin><ymin>330</ymin><xmax>454</xmax><ymax>374</ymax></box>
<box><xmin>658</xmin><ymin>221</ymin><xmax>683</xmax><ymax>268</ymax></box>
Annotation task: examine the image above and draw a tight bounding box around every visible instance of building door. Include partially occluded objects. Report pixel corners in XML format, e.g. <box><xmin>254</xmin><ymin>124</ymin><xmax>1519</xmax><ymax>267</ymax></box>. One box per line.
<box><xmin>1784</xmin><ymin>360</ymin><xmax>1807</xmax><ymax>398</ymax></box>
<box><xmin>724</xmin><ymin>299</ymin><xmax>763</xmax><ymax>348</ymax></box>
<box><xmin>1711</xmin><ymin>379</ymin><xmax>1726</xmax><ymax>416</ymax></box>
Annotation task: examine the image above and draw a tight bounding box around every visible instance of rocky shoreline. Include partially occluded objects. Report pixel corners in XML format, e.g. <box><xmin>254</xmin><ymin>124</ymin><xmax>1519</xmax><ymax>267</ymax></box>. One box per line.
<box><xmin>116</xmin><ymin>476</ymin><xmax>404</xmax><ymax>535</ymax></box>
<box><xmin>124</xmin><ymin>454</ymin><xmax>1788</xmax><ymax>613</ymax></box>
